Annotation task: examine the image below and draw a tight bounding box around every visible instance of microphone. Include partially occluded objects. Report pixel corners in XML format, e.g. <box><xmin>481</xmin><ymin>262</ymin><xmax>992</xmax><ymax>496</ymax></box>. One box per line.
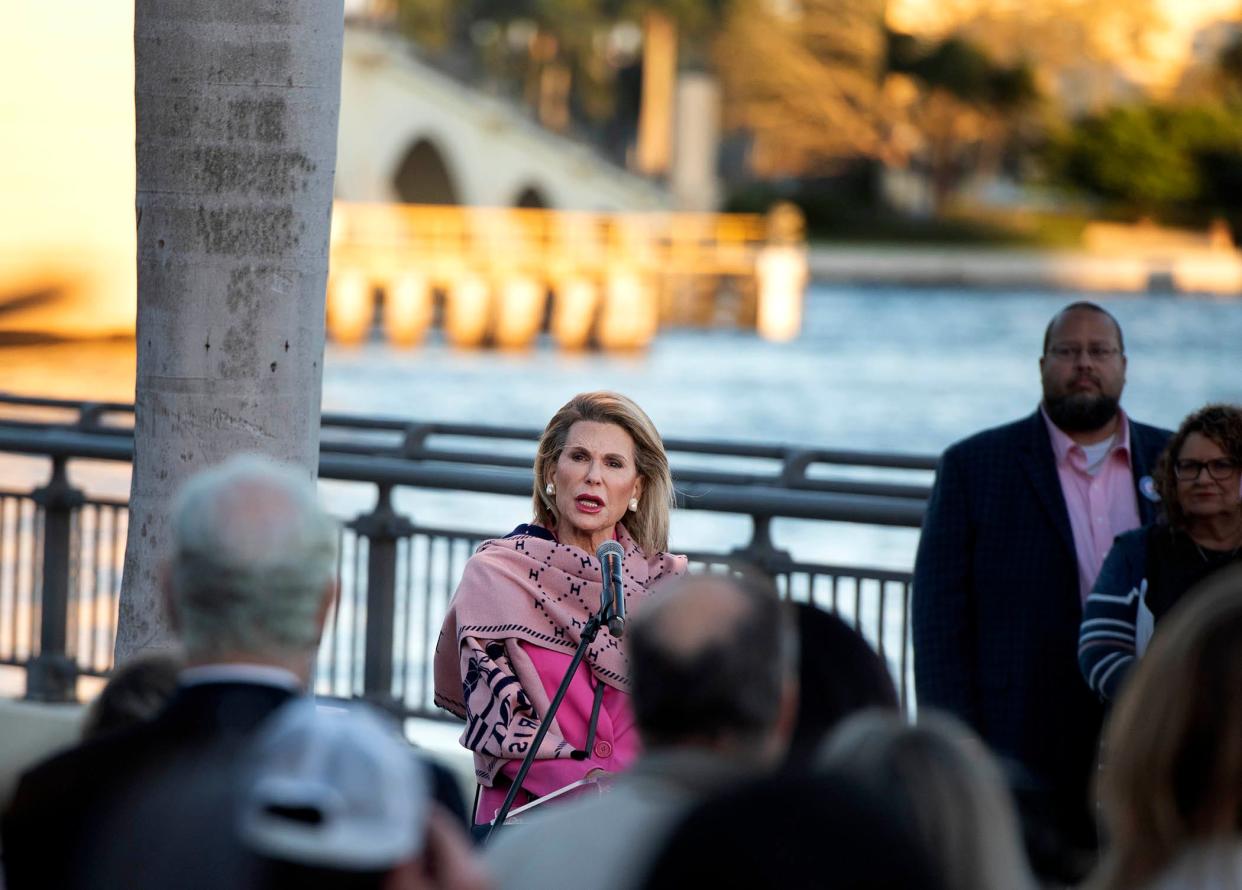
<box><xmin>596</xmin><ymin>540</ymin><xmax>625</xmax><ymax>638</ymax></box>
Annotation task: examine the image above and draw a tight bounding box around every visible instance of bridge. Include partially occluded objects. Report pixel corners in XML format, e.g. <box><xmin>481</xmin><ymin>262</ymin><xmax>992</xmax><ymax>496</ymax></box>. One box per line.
<box><xmin>336</xmin><ymin>27</ymin><xmax>670</xmax><ymax>212</ymax></box>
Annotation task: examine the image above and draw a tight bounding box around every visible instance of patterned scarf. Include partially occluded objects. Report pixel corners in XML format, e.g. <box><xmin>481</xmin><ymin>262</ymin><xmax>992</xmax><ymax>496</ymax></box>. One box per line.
<box><xmin>432</xmin><ymin>524</ymin><xmax>686</xmax><ymax>784</ymax></box>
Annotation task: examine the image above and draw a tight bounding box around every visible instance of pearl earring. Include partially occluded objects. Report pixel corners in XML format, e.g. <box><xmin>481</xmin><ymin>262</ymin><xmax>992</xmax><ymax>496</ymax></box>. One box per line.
<box><xmin>545</xmin><ymin>482</ymin><xmax>555</xmax><ymax>496</ymax></box>
<box><xmin>628</xmin><ymin>497</ymin><xmax>638</xmax><ymax>512</ymax></box>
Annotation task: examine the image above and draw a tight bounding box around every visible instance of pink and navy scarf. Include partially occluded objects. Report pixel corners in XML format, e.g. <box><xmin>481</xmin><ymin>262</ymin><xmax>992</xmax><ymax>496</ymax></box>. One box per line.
<box><xmin>433</xmin><ymin>524</ymin><xmax>685</xmax><ymax>784</ymax></box>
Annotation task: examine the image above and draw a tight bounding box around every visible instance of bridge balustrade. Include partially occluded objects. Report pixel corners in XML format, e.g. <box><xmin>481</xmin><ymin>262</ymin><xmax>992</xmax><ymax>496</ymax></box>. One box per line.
<box><xmin>0</xmin><ymin>393</ymin><xmax>930</xmax><ymax>716</ymax></box>
<box><xmin>326</xmin><ymin>202</ymin><xmax>807</xmax><ymax>349</ymax></box>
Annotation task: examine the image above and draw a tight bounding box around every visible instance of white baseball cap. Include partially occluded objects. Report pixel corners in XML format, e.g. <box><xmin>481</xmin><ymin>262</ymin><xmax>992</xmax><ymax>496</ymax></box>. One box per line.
<box><xmin>239</xmin><ymin>699</ymin><xmax>429</xmax><ymax>872</ymax></box>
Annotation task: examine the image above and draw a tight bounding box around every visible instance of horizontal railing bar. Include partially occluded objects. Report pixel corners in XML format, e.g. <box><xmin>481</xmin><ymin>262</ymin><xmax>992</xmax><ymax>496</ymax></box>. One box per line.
<box><xmin>0</xmin><ymin>426</ymin><xmax>925</xmax><ymax>527</ymax></box>
<box><xmin>0</xmin><ymin>395</ymin><xmax>937</xmax><ymax>471</ymax></box>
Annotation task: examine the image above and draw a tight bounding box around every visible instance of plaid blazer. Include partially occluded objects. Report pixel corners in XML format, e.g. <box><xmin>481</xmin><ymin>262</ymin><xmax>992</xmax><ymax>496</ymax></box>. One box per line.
<box><xmin>912</xmin><ymin>408</ymin><xmax>1169</xmax><ymax>841</ymax></box>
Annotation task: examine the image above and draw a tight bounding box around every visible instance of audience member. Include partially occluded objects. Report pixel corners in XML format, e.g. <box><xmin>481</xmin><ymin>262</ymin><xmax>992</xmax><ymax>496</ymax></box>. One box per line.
<box><xmin>786</xmin><ymin>602</ymin><xmax>899</xmax><ymax>764</ymax></box>
<box><xmin>1</xmin><ymin>455</ymin><xmax>339</xmax><ymax>889</ymax></box>
<box><xmin>914</xmin><ymin>301</ymin><xmax>1169</xmax><ymax>855</ymax></box>
<box><xmin>241</xmin><ymin>699</ymin><xmax>490</xmax><ymax>890</ymax></box>
<box><xmin>483</xmin><ymin>571</ymin><xmax>797</xmax><ymax>890</ymax></box>
<box><xmin>1080</xmin><ymin>403</ymin><xmax>1242</xmax><ymax>702</ymax></box>
<box><xmin>1091</xmin><ymin>565</ymin><xmax>1242</xmax><ymax>890</ymax></box>
<box><xmin>641</xmin><ymin>769</ymin><xmax>944</xmax><ymax>890</ymax></box>
<box><xmin>81</xmin><ymin>650</ymin><xmax>184</xmax><ymax>739</ymax></box>
<box><xmin>821</xmin><ymin>710</ymin><xmax>1036</xmax><ymax>890</ymax></box>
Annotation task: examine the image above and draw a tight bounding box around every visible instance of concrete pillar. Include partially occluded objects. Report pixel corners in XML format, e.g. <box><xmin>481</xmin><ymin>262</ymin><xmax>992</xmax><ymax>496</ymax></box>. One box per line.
<box><xmin>671</xmin><ymin>73</ymin><xmax>721</xmax><ymax>212</ymax></box>
<box><xmin>327</xmin><ymin>272</ymin><xmax>374</xmax><ymax>344</ymax></box>
<box><xmin>636</xmin><ymin>11</ymin><xmax>677</xmax><ymax>176</ymax></box>
<box><xmin>383</xmin><ymin>273</ymin><xmax>433</xmax><ymax>346</ymax></box>
<box><xmin>443</xmin><ymin>275</ymin><xmax>490</xmax><ymax>347</ymax></box>
<box><xmin>551</xmin><ymin>278</ymin><xmax>598</xmax><ymax>349</ymax></box>
<box><xmin>598</xmin><ymin>269</ymin><xmax>658</xmax><ymax>350</ymax></box>
<box><xmin>493</xmin><ymin>276</ymin><xmax>545</xmax><ymax>348</ymax></box>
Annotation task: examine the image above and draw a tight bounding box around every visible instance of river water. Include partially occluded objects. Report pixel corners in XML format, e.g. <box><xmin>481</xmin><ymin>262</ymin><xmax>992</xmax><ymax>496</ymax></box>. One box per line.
<box><xmin>2</xmin><ymin>284</ymin><xmax>1241</xmax><ymax>573</ymax></box>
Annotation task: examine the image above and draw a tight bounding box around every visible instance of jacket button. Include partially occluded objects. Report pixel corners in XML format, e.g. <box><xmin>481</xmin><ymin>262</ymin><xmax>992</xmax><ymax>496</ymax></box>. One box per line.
<box><xmin>593</xmin><ymin>740</ymin><xmax>613</xmax><ymax>759</ymax></box>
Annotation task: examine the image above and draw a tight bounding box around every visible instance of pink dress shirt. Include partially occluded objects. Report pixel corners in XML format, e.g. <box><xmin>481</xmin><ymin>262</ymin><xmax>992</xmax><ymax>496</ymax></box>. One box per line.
<box><xmin>476</xmin><ymin>642</ymin><xmax>640</xmax><ymax>825</ymax></box>
<box><xmin>1042</xmin><ymin>406</ymin><xmax>1141</xmax><ymax>603</ymax></box>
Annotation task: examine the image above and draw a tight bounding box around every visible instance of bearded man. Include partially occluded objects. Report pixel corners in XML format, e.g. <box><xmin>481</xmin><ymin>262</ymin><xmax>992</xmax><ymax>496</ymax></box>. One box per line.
<box><xmin>912</xmin><ymin>302</ymin><xmax>1169</xmax><ymax>874</ymax></box>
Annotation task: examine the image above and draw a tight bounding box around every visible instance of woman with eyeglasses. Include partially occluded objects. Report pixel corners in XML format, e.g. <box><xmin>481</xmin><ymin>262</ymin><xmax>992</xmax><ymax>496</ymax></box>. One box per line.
<box><xmin>1079</xmin><ymin>404</ymin><xmax>1242</xmax><ymax>702</ymax></box>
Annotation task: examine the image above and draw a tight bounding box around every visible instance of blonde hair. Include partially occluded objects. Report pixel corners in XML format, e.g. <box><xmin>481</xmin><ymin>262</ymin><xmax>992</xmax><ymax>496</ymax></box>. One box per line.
<box><xmin>1093</xmin><ymin>565</ymin><xmax>1242</xmax><ymax>890</ymax></box>
<box><xmin>532</xmin><ymin>391</ymin><xmax>674</xmax><ymax>555</ymax></box>
<box><xmin>821</xmin><ymin>710</ymin><xmax>1036</xmax><ymax>890</ymax></box>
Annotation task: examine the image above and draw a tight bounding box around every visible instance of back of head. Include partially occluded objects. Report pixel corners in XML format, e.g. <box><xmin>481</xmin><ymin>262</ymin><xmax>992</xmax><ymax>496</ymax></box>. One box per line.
<box><xmin>82</xmin><ymin>651</ymin><xmax>184</xmax><ymax>739</ymax></box>
<box><xmin>642</xmin><ymin>769</ymin><xmax>944</xmax><ymax>890</ymax></box>
<box><xmin>822</xmin><ymin>710</ymin><xmax>1035</xmax><ymax>890</ymax></box>
<box><xmin>1096</xmin><ymin>565</ymin><xmax>1242</xmax><ymax>890</ymax></box>
<box><xmin>787</xmin><ymin>602</ymin><xmax>899</xmax><ymax>763</ymax></box>
<box><xmin>240</xmin><ymin>699</ymin><xmax>429</xmax><ymax>887</ymax></box>
<box><xmin>168</xmin><ymin>455</ymin><xmax>339</xmax><ymax>660</ymax></box>
<box><xmin>627</xmin><ymin>571</ymin><xmax>795</xmax><ymax>755</ymax></box>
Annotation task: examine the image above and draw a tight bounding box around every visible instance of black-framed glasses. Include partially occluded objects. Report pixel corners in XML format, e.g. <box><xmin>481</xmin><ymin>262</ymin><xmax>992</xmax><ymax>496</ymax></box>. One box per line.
<box><xmin>1046</xmin><ymin>344</ymin><xmax>1122</xmax><ymax>362</ymax></box>
<box><xmin>1174</xmin><ymin>458</ymin><xmax>1240</xmax><ymax>481</ymax></box>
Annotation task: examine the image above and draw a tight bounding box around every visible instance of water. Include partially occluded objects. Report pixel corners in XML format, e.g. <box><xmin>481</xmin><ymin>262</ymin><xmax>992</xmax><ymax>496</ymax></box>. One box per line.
<box><xmin>316</xmin><ymin>286</ymin><xmax>1242</xmax><ymax>568</ymax></box>
<box><xmin>3</xmin><ymin>285</ymin><xmax>1241</xmax><ymax>572</ymax></box>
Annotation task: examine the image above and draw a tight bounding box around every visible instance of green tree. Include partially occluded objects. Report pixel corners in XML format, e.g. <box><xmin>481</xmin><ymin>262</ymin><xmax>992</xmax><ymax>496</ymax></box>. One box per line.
<box><xmin>1049</xmin><ymin>102</ymin><xmax>1242</xmax><ymax>223</ymax></box>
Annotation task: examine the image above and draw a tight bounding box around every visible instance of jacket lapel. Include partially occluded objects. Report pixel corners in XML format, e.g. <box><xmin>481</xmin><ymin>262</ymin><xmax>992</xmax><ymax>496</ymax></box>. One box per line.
<box><xmin>1017</xmin><ymin>410</ymin><xmax>1076</xmax><ymax>558</ymax></box>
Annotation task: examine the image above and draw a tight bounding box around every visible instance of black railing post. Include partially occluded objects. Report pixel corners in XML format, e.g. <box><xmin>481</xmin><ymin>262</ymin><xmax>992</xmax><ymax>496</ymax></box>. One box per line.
<box><xmin>350</xmin><ymin>484</ymin><xmax>414</xmax><ymax>708</ymax></box>
<box><xmin>26</xmin><ymin>457</ymin><xmax>85</xmax><ymax>701</ymax></box>
<box><xmin>730</xmin><ymin>515</ymin><xmax>794</xmax><ymax>585</ymax></box>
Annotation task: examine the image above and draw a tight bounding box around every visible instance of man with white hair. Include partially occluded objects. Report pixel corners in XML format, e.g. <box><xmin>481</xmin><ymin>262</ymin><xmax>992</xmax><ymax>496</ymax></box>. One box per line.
<box><xmin>1</xmin><ymin>455</ymin><xmax>340</xmax><ymax>889</ymax></box>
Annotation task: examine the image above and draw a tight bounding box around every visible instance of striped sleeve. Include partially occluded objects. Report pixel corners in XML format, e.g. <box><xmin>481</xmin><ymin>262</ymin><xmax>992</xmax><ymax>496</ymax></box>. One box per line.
<box><xmin>1078</xmin><ymin>530</ymin><xmax>1148</xmax><ymax>703</ymax></box>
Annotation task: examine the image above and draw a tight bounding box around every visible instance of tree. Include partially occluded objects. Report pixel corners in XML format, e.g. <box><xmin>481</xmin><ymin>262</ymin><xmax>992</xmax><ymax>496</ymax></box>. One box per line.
<box><xmin>117</xmin><ymin>0</ymin><xmax>344</xmax><ymax>659</ymax></box>
<box><xmin>716</xmin><ymin>0</ymin><xmax>890</xmax><ymax>176</ymax></box>
<box><xmin>886</xmin><ymin>33</ymin><xmax>1038</xmax><ymax>212</ymax></box>
<box><xmin>1047</xmin><ymin>102</ymin><xmax>1242</xmax><ymax>225</ymax></box>
<box><xmin>890</xmin><ymin>0</ymin><xmax>1165</xmax><ymax>113</ymax></box>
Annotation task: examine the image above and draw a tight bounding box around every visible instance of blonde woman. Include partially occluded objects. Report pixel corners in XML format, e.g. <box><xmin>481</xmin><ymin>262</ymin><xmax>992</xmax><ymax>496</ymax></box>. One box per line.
<box><xmin>434</xmin><ymin>391</ymin><xmax>685</xmax><ymax>832</ymax></box>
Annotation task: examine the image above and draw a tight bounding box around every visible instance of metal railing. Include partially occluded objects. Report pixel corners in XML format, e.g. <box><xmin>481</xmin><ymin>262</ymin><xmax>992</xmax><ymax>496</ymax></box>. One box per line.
<box><xmin>0</xmin><ymin>393</ymin><xmax>933</xmax><ymax>714</ymax></box>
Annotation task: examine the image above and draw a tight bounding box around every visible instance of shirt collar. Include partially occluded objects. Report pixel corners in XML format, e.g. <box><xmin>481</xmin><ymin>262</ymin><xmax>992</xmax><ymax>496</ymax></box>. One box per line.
<box><xmin>1040</xmin><ymin>403</ymin><xmax>1131</xmax><ymax>464</ymax></box>
<box><xmin>179</xmin><ymin>663</ymin><xmax>302</xmax><ymax>692</ymax></box>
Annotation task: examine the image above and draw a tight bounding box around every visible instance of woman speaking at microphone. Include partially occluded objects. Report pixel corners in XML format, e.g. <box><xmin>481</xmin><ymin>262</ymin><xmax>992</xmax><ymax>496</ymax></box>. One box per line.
<box><xmin>434</xmin><ymin>391</ymin><xmax>685</xmax><ymax>834</ymax></box>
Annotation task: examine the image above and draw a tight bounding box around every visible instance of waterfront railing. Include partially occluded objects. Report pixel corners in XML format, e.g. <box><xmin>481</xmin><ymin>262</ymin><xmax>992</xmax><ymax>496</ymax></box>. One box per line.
<box><xmin>0</xmin><ymin>393</ymin><xmax>933</xmax><ymax>715</ymax></box>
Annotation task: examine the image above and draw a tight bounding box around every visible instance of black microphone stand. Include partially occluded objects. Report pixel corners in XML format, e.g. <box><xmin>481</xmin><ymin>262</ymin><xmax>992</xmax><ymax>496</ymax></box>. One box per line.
<box><xmin>486</xmin><ymin>593</ymin><xmax>617</xmax><ymax>841</ymax></box>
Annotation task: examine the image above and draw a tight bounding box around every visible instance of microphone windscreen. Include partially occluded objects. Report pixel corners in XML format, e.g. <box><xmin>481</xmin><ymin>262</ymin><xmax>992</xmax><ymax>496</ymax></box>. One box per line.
<box><xmin>596</xmin><ymin>540</ymin><xmax>624</xmax><ymax>562</ymax></box>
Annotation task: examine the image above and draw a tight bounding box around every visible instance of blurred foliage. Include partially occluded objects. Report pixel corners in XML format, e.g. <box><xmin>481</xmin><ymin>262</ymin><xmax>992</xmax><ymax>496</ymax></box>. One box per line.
<box><xmin>395</xmin><ymin>0</ymin><xmax>728</xmax><ymax>135</ymax></box>
<box><xmin>888</xmin><ymin>33</ymin><xmax>1036</xmax><ymax>109</ymax></box>
<box><xmin>725</xmin><ymin>172</ymin><xmax>1089</xmax><ymax>245</ymax></box>
<box><xmin>883</xmin><ymin>30</ymin><xmax>1040</xmax><ymax>211</ymax></box>
<box><xmin>1047</xmin><ymin>102</ymin><xmax>1242</xmax><ymax>225</ymax></box>
<box><xmin>391</xmin><ymin>0</ymin><xmax>1242</xmax><ymax>232</ymax></box>
<box><xmin>715</xmin><ymin>0</ymin><xmax>890</xmax><ymax>175</ymax></box>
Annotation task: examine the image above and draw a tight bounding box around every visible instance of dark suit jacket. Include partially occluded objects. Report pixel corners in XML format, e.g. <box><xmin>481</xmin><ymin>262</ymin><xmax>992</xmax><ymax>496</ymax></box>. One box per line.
<box><xmin>912</xmin><ymin>409</ymin><xmax>1169</xmax><ymax>840</ymax></box>
<box><xmin>1</xmin><ymin>681</ymin><xmax>295</xmax><ymax>889</ymax></box>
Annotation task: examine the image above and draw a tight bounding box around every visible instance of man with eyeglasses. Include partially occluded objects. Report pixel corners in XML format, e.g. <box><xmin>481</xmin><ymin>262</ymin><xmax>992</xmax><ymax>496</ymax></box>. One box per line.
<box><xmin>913</xmin><ymin>301</ymin><xmax>1170</xmax><ymax>875</ymax></box>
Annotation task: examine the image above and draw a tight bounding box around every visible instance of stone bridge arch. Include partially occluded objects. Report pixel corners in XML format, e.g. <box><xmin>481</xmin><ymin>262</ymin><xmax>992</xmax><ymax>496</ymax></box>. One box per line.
<box><xmin>393</xmin><ymin>137</ymin><xmax>459</xmax><ymax>205</ymax></box>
